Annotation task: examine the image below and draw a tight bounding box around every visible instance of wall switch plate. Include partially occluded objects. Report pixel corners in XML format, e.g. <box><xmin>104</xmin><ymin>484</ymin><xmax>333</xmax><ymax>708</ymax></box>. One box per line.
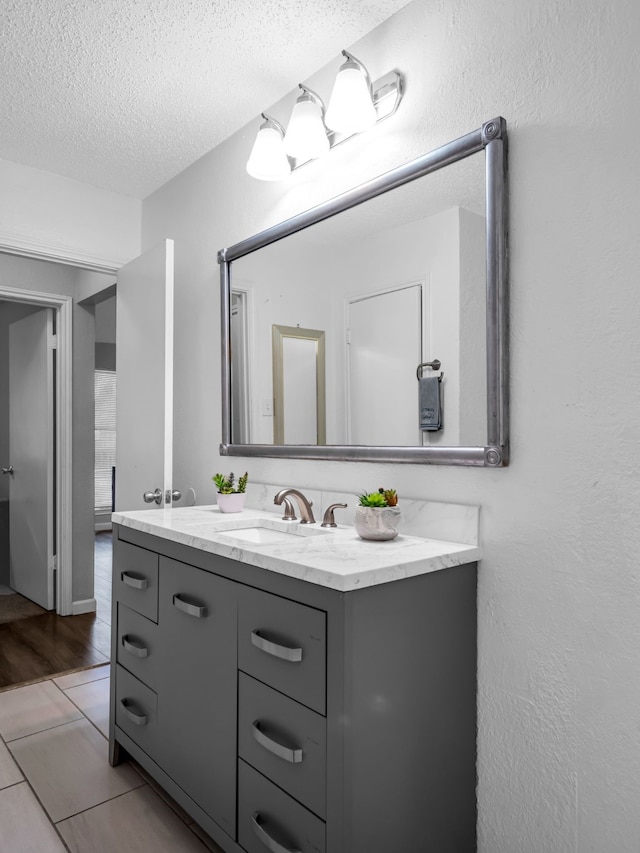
<box><xmin>261</xmin><ymin>398</ymin><xmax>273</xmax><ymax>417</ymax></box>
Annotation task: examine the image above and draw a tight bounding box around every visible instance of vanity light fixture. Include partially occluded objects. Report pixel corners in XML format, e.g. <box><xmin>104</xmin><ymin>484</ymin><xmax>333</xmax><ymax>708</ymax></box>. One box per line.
<box><xmin>246</xmin><ymin>49</ymin><xmax>403</xmax><ymax>181</ymax></box>
<box><xmin>245</xmin><ymin>114</ymin><xmax>291</xmax><ymax>181</ymax></box>
<box><xmin>324</xmin><ymin>50</ymin><xmax>377</xmax><ymax>134</ymax></box>
<box><xmin>283</xmin><ymin>85</ymin><xmax>330</xmax><ymax>161</ymax></box>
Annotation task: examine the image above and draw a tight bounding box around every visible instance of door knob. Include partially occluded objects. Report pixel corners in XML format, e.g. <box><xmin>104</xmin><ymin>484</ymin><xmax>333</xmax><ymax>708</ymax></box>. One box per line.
<box><xmin>1</xmin><ymin>466</ymin><xmax>14</xmax><ymax>476</ymax></box>
<box><xmin>165</xmin><ymin>490</ymin><xmax>182</xmax><ymax>504</ymax></box>
<box><xmin>143</xmin><ymin>488</ymin><xmax>163</xmax><ymax>505</ymax></box>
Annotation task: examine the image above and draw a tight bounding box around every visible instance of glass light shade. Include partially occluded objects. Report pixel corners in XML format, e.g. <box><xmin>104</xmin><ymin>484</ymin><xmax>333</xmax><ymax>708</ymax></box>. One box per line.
<box><xmin>325</xmin><ymin>60</ymin><xmax>377</xmax><ymax>134</ymax></box>
<box><xmin>284</xmin><ymin>96</ymin><xmax>330</xmax><ymax>160</ymax></box>
<box><xmin>246</xmin><ymin>121</ymin><xmax>291</xmax><ymax>181</ymax></box>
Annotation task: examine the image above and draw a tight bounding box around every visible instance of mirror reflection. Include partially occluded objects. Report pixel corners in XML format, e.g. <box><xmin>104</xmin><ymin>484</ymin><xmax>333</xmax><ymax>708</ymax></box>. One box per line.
<box><xmin>229</xmin><ymin>151</ymin><xmax>486</xmax><ymax>448</ymax></box>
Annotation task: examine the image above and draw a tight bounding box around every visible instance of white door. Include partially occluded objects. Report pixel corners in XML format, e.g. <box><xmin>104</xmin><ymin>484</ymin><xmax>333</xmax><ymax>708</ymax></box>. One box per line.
<box><xmin>347</xmin><ymin>284</ymin><xmax>424</xmax><ymax>446</ymax></box>
<box><xmin>115</xmin><ymin>240</ymin><xmax>174</xmax><ymax>511</ymax></box>
<box><xmin>7</xmin><ymin>310</ymin><xmax>55</xmax><ymax>609</ymax></box>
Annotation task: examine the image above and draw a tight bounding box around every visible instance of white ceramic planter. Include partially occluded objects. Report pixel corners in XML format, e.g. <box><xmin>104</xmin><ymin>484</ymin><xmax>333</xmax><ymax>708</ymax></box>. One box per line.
<box><xmin>354</xmin><ymin>506</ymin><xmax>402</xmax><ymax>541</ymax></box>
<box><xmin>216</xmin><ymin>492</ymin><xmax>246</xmax><ymax>513</ymax></box>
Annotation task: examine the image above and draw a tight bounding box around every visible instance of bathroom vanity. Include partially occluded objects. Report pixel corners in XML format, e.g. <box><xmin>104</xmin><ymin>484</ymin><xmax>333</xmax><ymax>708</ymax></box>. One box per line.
<box><xmin>109</xmin><ymin>506</ymin><xmax>479</xmax><ymax>853</ymax></box>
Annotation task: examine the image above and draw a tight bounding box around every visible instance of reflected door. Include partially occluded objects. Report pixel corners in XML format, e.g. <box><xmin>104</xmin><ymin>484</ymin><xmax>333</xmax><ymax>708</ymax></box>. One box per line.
<box><xmin>347</xmin><ymin>284</ymin><xmax>424</xmax><ymax>445</ymax></box>
<box><xmin>9</xmin><ymin>309</ymin><xmax>55</xmax><ymax>609</ymax></box>
<box><xmin>116</xmin><ymin>240</ymin><xmax>174</xmax><ymax>511</ymax></box>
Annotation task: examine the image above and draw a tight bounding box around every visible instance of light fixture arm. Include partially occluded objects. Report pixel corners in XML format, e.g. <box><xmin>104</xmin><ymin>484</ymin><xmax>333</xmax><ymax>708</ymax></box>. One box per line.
<box><xmin>340</xmin><ymin>50</ymin><xmax>373</xmax><ymax>92</ymax></box>
<box><xmin>297</xmin><ymin>84</ymin><xmax>326</xmax><ymax>115</ymax></box>
<box><xmin>259</xmin><ymin>113</ymin><xmax>286</xmax><ymax>135</ymax></box>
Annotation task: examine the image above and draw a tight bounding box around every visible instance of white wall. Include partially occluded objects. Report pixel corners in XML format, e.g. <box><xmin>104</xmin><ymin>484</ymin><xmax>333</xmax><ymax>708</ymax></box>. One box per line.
<box><xmin>0</xmin><ymin>158</ymin><xmax>141</xmax><ymax>270</ymax></box>
<box><xmin>142</xmin><ymin>1</ymin><xmax>640</xmax><ymax>850</ymax></box>
<box><xmin>0</xmin><ymin>254</ymin><xmax>96</xmax><ymax>604</ymax></box>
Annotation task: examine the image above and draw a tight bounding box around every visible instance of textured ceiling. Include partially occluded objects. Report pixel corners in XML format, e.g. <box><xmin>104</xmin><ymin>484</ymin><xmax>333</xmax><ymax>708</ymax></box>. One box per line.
<box><xmin>0</xmin><ymin>0</ymin><xmax>410</xmax><ymax>199</ymax></box>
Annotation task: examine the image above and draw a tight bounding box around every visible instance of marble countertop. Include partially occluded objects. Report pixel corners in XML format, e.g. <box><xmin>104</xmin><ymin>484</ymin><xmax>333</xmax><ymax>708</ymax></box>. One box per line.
<box><xmin>112</xmin><ymin>506</ymin><xmax>480</xmax><ymax>592</ymax></box>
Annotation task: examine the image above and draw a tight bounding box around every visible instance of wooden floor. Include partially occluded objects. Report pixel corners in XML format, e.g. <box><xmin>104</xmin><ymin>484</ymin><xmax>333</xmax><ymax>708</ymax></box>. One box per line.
<box><xmin>0</xmin><ymin>532</ymin><xmax>112</xmax><ymax>691</ymax></box>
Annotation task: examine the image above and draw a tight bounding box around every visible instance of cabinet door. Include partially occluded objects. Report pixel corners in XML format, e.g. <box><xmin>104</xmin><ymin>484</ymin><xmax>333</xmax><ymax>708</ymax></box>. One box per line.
<box><xmin>157</xmin><ymin>556</ymin><xmax>237</xmax><ymax>838</ymax></box>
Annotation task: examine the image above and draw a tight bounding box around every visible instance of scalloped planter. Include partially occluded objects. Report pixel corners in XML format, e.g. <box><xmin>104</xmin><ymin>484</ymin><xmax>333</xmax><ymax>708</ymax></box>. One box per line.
<box><xmin>354</xmin><ymin>506</ymin><xmax>402</xmax><ymax>541</ymax></box>
<box><xmin>216</xmin><ymin>492</ymin><xmax>245</xmax><ymax>513</ymax></box>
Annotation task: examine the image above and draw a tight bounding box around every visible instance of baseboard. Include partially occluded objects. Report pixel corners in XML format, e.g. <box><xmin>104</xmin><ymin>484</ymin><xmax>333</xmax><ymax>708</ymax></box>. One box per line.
<box><xmin>72</xmin><ymin>598</ymin><xmax>97</xmax><ymax>615</ymax></box>
<box><xmin>94</xmin><ymin>522</ymin><xmax>113</xmax><ymax>532</ymax></box>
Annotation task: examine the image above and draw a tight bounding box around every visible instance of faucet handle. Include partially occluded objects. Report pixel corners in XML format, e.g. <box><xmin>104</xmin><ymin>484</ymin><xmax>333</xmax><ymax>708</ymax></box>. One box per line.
<box><xmin>280</xmin><ymin>497</ymin><xmax>297</xmax><ymax>522</ymax></box>
<box><xmin>321</xmin><ymin>503</ymin><xmax>348</xmax><ymax>528</ymax></box>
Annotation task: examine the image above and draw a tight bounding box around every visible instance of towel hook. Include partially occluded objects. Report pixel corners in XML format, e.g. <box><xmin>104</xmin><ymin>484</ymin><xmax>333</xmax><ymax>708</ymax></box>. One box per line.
<box><xmin>416</xmin><ymin>359</ymin><xmax>442</xmax><ymax>380</ymax></box>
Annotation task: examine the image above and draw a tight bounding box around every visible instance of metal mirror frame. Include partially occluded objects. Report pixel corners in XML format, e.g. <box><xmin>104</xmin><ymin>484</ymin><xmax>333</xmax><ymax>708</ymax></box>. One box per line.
<box><xmin>218</xmin><ymin>116</ymin><xmax>508</xmax><ymax>467</ymax></box>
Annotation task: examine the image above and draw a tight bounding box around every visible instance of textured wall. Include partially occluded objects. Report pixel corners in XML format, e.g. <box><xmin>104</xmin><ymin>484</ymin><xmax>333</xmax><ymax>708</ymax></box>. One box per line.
<box><xmin>142</xmin><ymin>0</ymin><xmax>640</xmax><ymax>849</ymax></box>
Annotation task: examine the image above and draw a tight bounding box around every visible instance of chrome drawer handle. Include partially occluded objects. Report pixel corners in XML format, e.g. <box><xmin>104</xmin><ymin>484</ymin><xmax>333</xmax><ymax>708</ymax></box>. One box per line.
<box><xmin>120</xmin><ymin>699</ymin><xmax>147</xmax><ymax>726</ymax></box>
<box><xmin>172</xmin><ymin>594</ymin><xmax>207</xmax><ymax>618</ymax></box>
<box><xmin>250</xmin><ymin>630</ymin><xmax>303</xmax><ymax>663</ymax></box>
<box><xmin>251</xmin><ymin>813</ymin><xmax>301</xmax><ymax>853</ymax></box>
<box><xmin>121</xmin><ymin>634</ymin><xmax>149</xmax><ymax>658</ymax></box>
<box><xmin>252</xmin><ymin>721</ymin><xmax>303</xmax><ymax>764</ymax></box>
<box><xmin>121</xmin><ymin>571</ymin><xmax>148</xmax><ymax>590</ymax></box>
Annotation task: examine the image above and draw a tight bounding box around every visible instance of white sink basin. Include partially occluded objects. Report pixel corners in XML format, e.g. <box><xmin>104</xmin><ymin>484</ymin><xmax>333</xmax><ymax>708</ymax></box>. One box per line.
<box><xmin>185</xmin><ymin>517</ymin><xmax>331</xmax><ymax>546</ymax></box>
<box><xmin>221</xmin><ymin>526</ymin><xmax>297</xmax><ymax>544</ymax></box>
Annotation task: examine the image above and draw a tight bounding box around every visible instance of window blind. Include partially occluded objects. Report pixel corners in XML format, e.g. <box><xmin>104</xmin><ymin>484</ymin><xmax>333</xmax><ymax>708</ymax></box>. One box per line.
<box><xmin>95</xmin><ymin>369</ymin><xmax>116</xmax><ymax>513</ymax></box>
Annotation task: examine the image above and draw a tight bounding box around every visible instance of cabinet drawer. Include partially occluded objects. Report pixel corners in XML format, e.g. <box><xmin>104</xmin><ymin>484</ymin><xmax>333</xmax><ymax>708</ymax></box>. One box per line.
<box><xmin>113</xmin><ymin>540</ymin><xmax>159</xmax><ymax>622</ymax></box>
<box><xmin>238</xmin><ymin>759</ymin><xmax>325</xmax><ymax>853</ymax></box>
<box><xmin>239</xmin><ymin>587</ymin><xmax>326</xmax><ymax>714</ymax></box>
<box><xmin>114</xmin><ymin>664</ymin><xmax>159</xmax><ymax>758</ymax></box>
<box><xmin>116</xmin><ymin>604</ymin><xmax>161</xmax><ymax>691</ymax></box>
<box><xmin>238</xmin><ymin>673</ymin><xmax>326</xmax><ymax>819</ymax></box>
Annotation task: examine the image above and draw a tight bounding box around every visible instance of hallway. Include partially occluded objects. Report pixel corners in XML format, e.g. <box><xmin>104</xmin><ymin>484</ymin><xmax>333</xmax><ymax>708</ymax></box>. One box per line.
<box><xmin>0</xmin><ymin>534</ymin><xmax>112</xmax><ymax>690</ymax></box>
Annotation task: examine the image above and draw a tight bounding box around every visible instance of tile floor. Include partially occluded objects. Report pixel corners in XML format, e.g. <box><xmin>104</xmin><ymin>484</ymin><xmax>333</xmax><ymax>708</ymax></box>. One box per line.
<box><xmin>0</xmin><ymin>665</ymin><xmax>224</xmax><ymax>852</ymax></box>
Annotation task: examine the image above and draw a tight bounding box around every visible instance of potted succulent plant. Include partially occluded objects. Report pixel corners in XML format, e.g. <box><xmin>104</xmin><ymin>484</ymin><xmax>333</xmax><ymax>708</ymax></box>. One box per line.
<box><xmin>212</xmin><ymin>471</ymin><xmax>248</xmax><ymax>513</ymax></box>
<box><xmin>355</xmin><ymin>488</ymin><xmax>402</xmax><ymax>541</ymax></box>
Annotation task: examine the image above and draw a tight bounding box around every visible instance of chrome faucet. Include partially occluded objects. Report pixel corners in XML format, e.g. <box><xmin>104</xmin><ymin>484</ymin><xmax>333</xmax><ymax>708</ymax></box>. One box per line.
<box><xmin>273</xmin><ymin>488</ymin><xmax>316</xmax><ymax>524</ymax></box>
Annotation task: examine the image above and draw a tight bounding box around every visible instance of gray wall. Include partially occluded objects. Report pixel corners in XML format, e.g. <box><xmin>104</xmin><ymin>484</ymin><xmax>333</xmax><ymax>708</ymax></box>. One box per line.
<box><xmin>140</xmin><ymin>1</ymin><xmax>640</xmax><ymax>850</ymax></box>
<box><xmin>0</xmin><ymin>253</ymin><xmax>96</xmax><ymax>604</ymax></box>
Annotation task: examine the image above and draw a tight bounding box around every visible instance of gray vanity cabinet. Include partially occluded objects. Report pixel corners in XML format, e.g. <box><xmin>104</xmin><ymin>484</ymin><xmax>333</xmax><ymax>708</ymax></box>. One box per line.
<box><xmin>110</xmin><ymin>524</ymin><xmax>477</xmax><ymax>853</ymax></box>
<box><xmin>155</xmin><ymin>556</ymin><xmax>238</xmax><ymax>836</ymax></box>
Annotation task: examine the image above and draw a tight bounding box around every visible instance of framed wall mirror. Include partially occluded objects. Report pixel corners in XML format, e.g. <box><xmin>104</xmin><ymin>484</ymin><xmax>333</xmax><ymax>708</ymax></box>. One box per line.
<box><xmin>219</xmin><ymin>117</ymin><xmax>508</xmax><ymax>466</ymax></box>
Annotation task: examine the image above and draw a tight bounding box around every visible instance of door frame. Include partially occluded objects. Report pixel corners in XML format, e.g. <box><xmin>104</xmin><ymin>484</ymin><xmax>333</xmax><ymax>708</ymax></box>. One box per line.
<box><xmin>0</xmin><ymin>285</ymin><xmax>74</xmax><ymax>613</ymax></box>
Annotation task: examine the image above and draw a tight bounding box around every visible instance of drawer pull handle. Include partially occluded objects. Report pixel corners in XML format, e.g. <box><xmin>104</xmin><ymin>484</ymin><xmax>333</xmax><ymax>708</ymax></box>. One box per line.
<box><xmin>251</xmin><ymin>813</ymin><xmax>301</xmax><ymax>853</ymax></box>
<box><xmin>120</xmin><ymin>699</ymin><xmax>147</xmax><ymax>726</ymax></box>
<box><xmin>121</xmin><ymin>635</ymin><xmax>149</xmax><ymax>658</ymax></box>
<box><xmin>252</xmin><ymin>721</ymin><xmax>303</xmax><ymax>764</ymax></box>
<box><xmin>250</xmin><ymin>630</ymin><xmax>303</xmax><ymax>663</ymax></box>
<box><xmin>121</xmin><ymin>571</ymin><xmax>148</xmax><ymax>590</ymax></box>
<box><xmin>173</xmin><ymin>594</ymin><xmax>207</xmax><ymax>618</ymax></box>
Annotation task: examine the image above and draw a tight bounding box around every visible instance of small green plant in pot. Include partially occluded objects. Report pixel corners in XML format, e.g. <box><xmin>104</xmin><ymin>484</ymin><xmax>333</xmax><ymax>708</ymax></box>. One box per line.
<box><xmin>355</xmin><ymin>488</ymin><xmax>401</xmax><ymax>541</ymax></box>
<box><xmin>212</xmin><ymin>471</ymin><xmax>248</xmax><ymax>513</ymax></box>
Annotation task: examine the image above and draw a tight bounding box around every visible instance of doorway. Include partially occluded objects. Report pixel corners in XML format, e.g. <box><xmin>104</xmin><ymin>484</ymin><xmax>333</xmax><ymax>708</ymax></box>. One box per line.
<box><xmin>0</xmin><ymin>297</ymin><xmax>110</xmax><ymax>688</ymax></box>
<box><xmin>1</xmin><ymin>304</ymin><xmax>55</xmax><ymax>612</ymax></box>
<box><xmin>346</xmin><ymin>281</ymin><xmax>429</xmax><ymax>445</ymax></box>
<box><xmin>0</xmin><ymin>284</ymin><xmax>73</xmax><ymax>615</ymax></box>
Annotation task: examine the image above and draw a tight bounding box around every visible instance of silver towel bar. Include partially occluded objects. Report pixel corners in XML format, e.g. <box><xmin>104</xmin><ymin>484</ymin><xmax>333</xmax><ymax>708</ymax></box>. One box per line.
<box><xmin>416</xmin><ymin>360</ymin><xmax>443</xmax><ymax>380</ymax></box>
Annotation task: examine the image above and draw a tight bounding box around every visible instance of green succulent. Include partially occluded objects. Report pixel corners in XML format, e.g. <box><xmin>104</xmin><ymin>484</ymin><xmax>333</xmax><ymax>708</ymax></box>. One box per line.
<box><xmin>212</xmin><ymin>471</ymin><xmax>248</xmax><ymax>494</ymax></box>
<box><xmin>358</xmin><ymin>490</ymin><xmax>391</xmax><ymax>508</ymax></box>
